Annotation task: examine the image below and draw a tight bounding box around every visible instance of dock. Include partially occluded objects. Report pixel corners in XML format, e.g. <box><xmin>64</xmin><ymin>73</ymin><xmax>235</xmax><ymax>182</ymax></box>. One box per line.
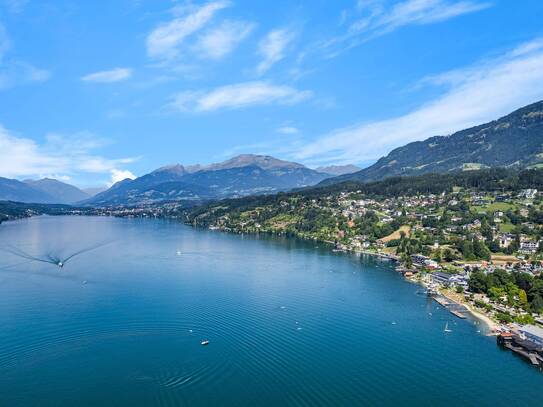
<box><xmin>503</xmin><ymin>342</ymin><xmax>540</xmax><ymax>365</ymax></box>
<box><xmin>450</xmin><ymin>310</ymin><xmax>467</xmax><ymax>319</ymax></box>
<box><xmin>498</xmin><ymin>332</ymin><xmax>543</xmax><ymax>367</ymax></box>
<box><xmin>432</xmin><ymin>295</ymin><xmax>470</xmax><ymax>319</ymax></box>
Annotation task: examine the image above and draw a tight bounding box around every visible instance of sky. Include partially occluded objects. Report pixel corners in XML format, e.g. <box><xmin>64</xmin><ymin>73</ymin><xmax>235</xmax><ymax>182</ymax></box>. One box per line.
<box><xmin>1</xmin><ymin>0</ymin><xmax>543</xmax><ymax>188</ymax></box>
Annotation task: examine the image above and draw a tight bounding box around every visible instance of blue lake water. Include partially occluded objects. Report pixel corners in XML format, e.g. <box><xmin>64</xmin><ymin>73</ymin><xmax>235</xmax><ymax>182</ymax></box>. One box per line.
<box><xmin>0</xmin><ymin>216</ymin><xmax>541</xmax><ymax>406</ymax></box>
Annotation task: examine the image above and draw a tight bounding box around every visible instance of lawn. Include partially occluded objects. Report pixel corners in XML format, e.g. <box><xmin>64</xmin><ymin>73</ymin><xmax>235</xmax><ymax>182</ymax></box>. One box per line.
<box><xmin>380</xmin><ymin>225</ymin><xmax>411</xmax><ymax>243</ymax></box>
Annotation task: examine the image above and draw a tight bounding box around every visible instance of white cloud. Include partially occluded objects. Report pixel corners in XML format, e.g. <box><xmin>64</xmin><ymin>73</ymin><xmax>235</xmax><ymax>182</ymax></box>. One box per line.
<box><xmin>277</xmin><ymin>126</ymin><xmax>299</xmax><ymax>134</ymax></box>
<box><xmin>325</xmin><ymin>0</ymin><xmax>492</xmax><ymax>56</ymax></box>
<box><xmin>108</xmin><ymin>169</ymin><xmax>136</xmax><ymax>186</ymax></box>
<box><xmin>146</xmin><ymin>1</ymin><xmax>229</xmax><ymax>61</ymax></box>
<box><xmin>256</xmin><ymin>28</ymin><xmax>295</xmax><ymax>75</ymax></box>
<box><xmin>170</xmin><ymin>81</ymin><xmax>312</xmax><ymax>112</ymax></box>
<box><xmin>195</xmin><ymin>20</ymin><xmax>255</xmax><ymax>60</ymax></box>
<box><xmin>293</xmin><ymin>38</ymin><xmax>543</xmax><ymax>165</ymax></box>
<box><xmin>81</xmin><ymin>68</ymin><xmax>132</xmax><ymax>83</ymax></box>
<box><xmin>0</xmin><ymin>127</ymin><xmax>138</xmax><ymax>184</ymax></box>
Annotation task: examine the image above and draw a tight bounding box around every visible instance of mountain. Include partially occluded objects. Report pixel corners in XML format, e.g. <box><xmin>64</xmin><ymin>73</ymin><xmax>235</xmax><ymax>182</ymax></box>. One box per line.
<box><xmin>24</xmin><ymin>178</ymin><xmax>89</xmax><ymax>204</ymax></box>
<box><xmin>0</xmin><ymin>177</ymin><xmax>57</xmax><ymax>203</ymax></box>
<box><xmin>204</xmin><ymin>154</ymin><xmax>305</xmax><ymax>171</ymax></box>
<box><xmin>315</xmin><ymin>164</ymin><xmax>360</xmax><ymax>176</ymax></box>
<box><xmin>82</xmin><ymin>187</ymin><xmax>107</xmax><ymax>197</ymax></box>
<box><xmin>322</xmin><ymin>100</ymin><xmax>543</xmax><ymax>185</ymax></box>
<box><xmin>85</xmin><ymin>154</ymin><xmax>330</xmax><ymax>206</ymax></box>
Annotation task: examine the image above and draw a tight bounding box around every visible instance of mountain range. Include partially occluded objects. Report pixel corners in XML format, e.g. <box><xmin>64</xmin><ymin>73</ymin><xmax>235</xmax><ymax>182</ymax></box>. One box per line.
<box><xmin>1</xmin><ymin>100</ymin><xmax>542</xmax><ymax>207</ymax></box>
<box><xmin>0</xmin><ymin>177</ymin><xmax>90</xmax><ymax>204</ymax></box>
<box><xmin>85</xmin><ymin>154</ymin><xmax>331</xmax><ymax>206</ymax></box>
<box><xmin>322</xmin><ymin>100</ymin><xmax>543</xmax><ymax>185</ymax></box>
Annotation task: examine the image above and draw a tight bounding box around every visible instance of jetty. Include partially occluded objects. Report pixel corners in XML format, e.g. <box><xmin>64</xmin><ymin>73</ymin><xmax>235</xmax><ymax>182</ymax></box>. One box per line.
<box><xmin>432</xmin><ymin>295</ymin><xmax>470</xmax><ymax>319</ymax></box>
<box><xmin>498</xmin><ymin>332</ymin><xmax>543</xmax><ymax>366</ymax></box>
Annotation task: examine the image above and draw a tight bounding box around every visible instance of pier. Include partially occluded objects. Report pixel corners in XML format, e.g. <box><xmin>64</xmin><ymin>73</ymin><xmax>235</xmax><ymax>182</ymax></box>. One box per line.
<box><xmin>432</xmin><ymin>295</ymin><xmax>470</xmax><ymax>319</ymax></box>
<box><xmin>498</xmin><ymin>333</ymin><xmax>543</xmax><ymax>367</ymax></box>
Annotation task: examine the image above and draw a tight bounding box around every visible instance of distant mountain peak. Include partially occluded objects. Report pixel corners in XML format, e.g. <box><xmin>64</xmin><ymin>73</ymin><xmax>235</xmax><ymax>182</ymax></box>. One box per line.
<box><xmin>315</xmin><ymin>164</ymin><xmax>361</xmax><ymax>176</ymax></box>
<box><xmin>152</xmin><ymin>164</ymin><xmax>186</xmax><ymax>175</ymax></box>
<box><xmin>208</xmin><ymin>154</ymin><xmax>306</xmax><ymax>171</ymax></box>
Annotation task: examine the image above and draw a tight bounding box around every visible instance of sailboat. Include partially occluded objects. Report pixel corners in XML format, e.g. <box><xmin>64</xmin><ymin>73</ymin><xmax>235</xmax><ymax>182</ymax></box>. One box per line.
<box><xmin>444</xmin><ymin>322</ymin><xmax>452</xmax><ymax>333</ymax></box>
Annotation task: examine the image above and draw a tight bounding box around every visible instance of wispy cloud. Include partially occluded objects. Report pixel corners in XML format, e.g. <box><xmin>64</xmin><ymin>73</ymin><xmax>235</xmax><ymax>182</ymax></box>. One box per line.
<box><xmin>0</xmin><ymin>22</ymin><xmax>9</xmax><ymax>62</ymax></box>
<box><xmin>170</xmin><ymin>81</ymin><xmax>312</xmax><ymax>112</ymax></box>
<box><xmin>1</xmin><ymin>0</ymin><xmax>29</xmax><ymax>13</ymax></box>
<box><xmin>195</xmin><ymin>20</ymin><xmax>255</xmax><ymax>60</ymax></box>
<box><xmin>0</xmin><ymin>22</ymin><xmax>50</xmax><ymax>88</ymax></box>
<box><xmin>0</xmin><ymin>127</ymin><xmax>138</xmax><ymax>186</ymax></box>
<box><xmin>256</xmin><ymin>27</ymin><xmax>296</xmax><ymax>75</ymax></box>
<box><xmin>146</xmin><ymin>1</ymin><xmax>229</xmax><ymax>61</ymax></box>
<box><xmin>293</xmin><ymin>38</ymin><xmax>543</xmax><ymax>166</ymax></box>
<box><xmin>81</xmin><ymin>67</ymin><xmax>132</xmax><ymax>83</ymax></box>
<box><xmin>0</xmin><ymin>61</ymin><xmax>50</xmax><ymax>89</ymax></box>
<box><xmin>325</xmin><ymin>0</ymin><xmax>492</xmax><ymax>57</ymax></box>
<box><xmin>276</xmin><ymin>126</ymin><xmax>299</xmax><ymax>134</ymax></box>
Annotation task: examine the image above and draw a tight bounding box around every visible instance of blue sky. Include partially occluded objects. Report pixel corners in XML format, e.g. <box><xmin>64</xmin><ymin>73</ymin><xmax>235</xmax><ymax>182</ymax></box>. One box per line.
<box><xmin>1</xmin><ymin>0</ymin><xmax>543</xmax><ymax>188</ymax></box>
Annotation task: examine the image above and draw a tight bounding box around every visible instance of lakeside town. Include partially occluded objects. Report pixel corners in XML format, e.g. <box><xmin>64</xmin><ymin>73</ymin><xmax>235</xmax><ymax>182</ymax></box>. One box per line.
<box><xmin>3</xmin><ymin>180</ymin><xmax>543</xmax><ymax>367</ymax></box>
<box><xmin>180</xmin><ymin>182</ymin><xmax>543</xmax><ymax>367</ymax></box>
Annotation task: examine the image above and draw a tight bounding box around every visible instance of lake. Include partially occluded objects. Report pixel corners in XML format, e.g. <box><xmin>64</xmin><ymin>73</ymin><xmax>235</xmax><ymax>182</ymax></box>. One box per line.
<box><xmin>0</xmin><ymin>216</ymin><xmax>541</xmax><ymax>406</ymax></box>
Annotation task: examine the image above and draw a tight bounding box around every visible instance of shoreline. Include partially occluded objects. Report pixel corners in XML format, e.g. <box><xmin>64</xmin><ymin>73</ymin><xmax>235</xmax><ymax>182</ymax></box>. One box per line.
<box><xmin>204</xmin><ymin>224</ymin><xmax>502</xmax><ymax>334</ymax></box>
<box><xmin>438</xmin><ymin>289</ymin><xmax>499</xmax><ymax>333</ymax></box>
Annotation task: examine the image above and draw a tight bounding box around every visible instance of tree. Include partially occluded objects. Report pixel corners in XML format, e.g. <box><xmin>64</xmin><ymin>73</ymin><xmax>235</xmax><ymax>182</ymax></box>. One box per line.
<box><xmin>473</xmin><ymin>238</ymin><xmax>491</xmax><ymax>261</ymax></box>
<box><xmin>442</xmin><ymin>248</ymin><xmax>456</xmax><ymax>262</ymax></box>
<box><xmin>468</xmin><ymin>270</ymin><xmax>488</xmax><ymax>293</ymax></box>
<box><xmin>519</xmin><ymin>289</ymin><xmax>528</xmax><ymax>306</ymax></box>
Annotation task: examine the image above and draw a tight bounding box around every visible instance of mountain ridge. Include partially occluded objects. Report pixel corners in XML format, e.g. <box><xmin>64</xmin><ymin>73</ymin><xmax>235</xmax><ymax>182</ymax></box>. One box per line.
<box><xmin>84</xmin><ymin>154</ymin><xmax>330</xmax><ymax>206</ymax></box>
<box><xmin>321</xmin><ymin>100</ymin><xmax>543</xmax><ymax>185</ymax></box>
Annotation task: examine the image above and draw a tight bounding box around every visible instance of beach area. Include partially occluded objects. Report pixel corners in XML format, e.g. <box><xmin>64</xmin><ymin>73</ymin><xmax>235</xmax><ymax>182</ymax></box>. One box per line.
<box><xmin>439</xmin><ymin>288</ymin><xmax>499</xmax><ymax>333</ymax></box>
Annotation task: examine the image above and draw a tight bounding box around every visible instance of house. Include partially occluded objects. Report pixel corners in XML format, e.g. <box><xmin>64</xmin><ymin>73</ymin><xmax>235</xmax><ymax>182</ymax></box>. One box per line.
<box><xmin>411</xmin><ymin>254</ymin><xmax>440</xmax><ymax>270</ymax></box>
<box><xmin>519</xmin><ymin>240</ymin><xmax>539</xmax><ymax>254</ymax></box>
<box><xmin>430</xmin><ymin>272</ymin><xmax>466</xmax><ymax>287</ymax></box>
<box><xmin>498</xmin><ymin>233</ymin><xmax>514</xmax><ymax>249</ymax></box>
<box><xmin>519</xmin><ymin>189</ymin><xmax>538</xmax><ymax>199</ymax></box>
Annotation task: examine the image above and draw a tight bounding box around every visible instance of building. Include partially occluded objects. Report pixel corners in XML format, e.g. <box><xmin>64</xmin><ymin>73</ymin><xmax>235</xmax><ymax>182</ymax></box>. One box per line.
<box><xmin>498</xmin><ymin>233</ymin><xmax>514</xmax><ymax>249</ymax></box>
<box><xmin>518</xmin><ymin>325</ymin><xmax>543</xmax><ymax>347</ymax></box>
<box><xmin>411</xmin><ymin>254</ymin><xmax>440</xmax><ymax>270</ymax></box>
<box><xmin>519</xmin><ymin>240</ymin><xmax>539</xmax><ymax>255</ymax></box>
<box><xmin>430</xmin><ymin>272</ymin><xmax>467</xmax><ymax>288</ymax></box>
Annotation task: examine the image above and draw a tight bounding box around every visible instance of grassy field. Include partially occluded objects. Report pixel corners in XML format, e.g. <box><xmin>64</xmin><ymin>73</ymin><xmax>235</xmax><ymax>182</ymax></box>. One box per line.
<box><xmin>380</xmin><ymin>225</ymin><xmax>411</xmax><ymax>243</ymax></box>
<box><xmin>499</xmin><ymin>222</ymin><xmax>515</xmax><ymax>232</ymax></box>
<box><xmin>472</xmin><ymin>201</ymin><xmax>515</xmax><ymax>214</ymax></box>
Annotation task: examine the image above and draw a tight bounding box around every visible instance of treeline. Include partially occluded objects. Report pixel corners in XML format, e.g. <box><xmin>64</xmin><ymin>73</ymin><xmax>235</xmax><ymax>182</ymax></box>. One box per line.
<box><xmin>308</xmin><ymin>168</ymin><xmax>543</xmax><ymax>198</ymax></box>
<box><xmin>187</xmin><ymin>168</ymin><xmax>543</xmax><ymax>222</ymax></box>
<box><xmin>0</xmin><ymin>201</ymin><xmax>74</xmax><ymax>223</ymax></box>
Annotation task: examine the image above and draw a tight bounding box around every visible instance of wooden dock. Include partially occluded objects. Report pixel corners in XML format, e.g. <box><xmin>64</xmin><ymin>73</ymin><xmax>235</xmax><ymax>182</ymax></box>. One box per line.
<box><xmin>432</xmin><ymin>295</ymin><xmax>470</xmax><ymax>319</ymax></box>
<box><xmin>504</xmin><ymin>342</ymin><xmax>540</xmax><ymax>366</ymax></box>
<box><xmin>450</xmin><ymin>310</ymin><xmax>467</xmax><ymax>319</ymax></box>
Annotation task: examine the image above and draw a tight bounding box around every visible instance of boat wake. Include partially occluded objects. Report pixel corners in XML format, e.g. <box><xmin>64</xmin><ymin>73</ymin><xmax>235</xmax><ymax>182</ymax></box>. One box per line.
<box><xmin>1</xmin><ymin>241</ymin><xmax>113</xmax><ymax>269</ymax></box>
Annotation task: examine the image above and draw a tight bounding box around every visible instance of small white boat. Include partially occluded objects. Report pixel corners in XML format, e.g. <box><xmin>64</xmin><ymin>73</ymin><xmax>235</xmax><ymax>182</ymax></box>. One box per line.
<box><xmin>200</xmin><ymin>340</ymin><xmax>210</xmax><ymax>346</ymax></box>
<box><xmin>444</xmin><ymin>322</ymin><xmax>452</xmax><ymax>333</ymax></box>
